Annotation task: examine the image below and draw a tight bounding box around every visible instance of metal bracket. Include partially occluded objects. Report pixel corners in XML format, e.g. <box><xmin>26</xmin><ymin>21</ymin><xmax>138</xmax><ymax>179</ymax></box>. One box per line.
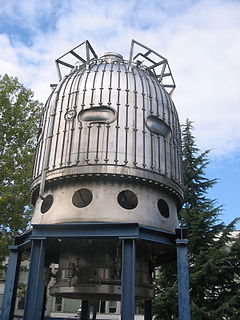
<box><xmin>55</xmin><ymin>40</ymin><xmax>98</xmax><ymax>81</ymax></box>
<box><xmin>128</xmin><ymin>39</ymin><xmax>176</xmax><ymax>95</ymax></box>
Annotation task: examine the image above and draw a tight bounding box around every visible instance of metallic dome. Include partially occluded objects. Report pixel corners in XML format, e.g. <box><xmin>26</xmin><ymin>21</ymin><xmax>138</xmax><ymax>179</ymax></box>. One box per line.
<box><xmin>29</xmin><ymin>40</ymin><xmax>184</xmax><ymax>301</ymax></box>
<box><xmin>31</xmin><ymin>40</ymin><xmax>183</xmax><ymax>233</ymax></box>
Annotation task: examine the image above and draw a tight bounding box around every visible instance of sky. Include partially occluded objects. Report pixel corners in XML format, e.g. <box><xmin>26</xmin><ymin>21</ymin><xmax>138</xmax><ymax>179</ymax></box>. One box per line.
<box><xmin>0</xmin><ymin>0</ymin><xmax>239</xmax><ymax>228</ymax></box>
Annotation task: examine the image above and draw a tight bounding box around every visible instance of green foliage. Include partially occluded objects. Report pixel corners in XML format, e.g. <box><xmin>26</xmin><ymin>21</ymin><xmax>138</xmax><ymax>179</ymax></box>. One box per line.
<box><xmin>0</xmin><ymin>74</ymin><xmax>42</xmax><ymax>265</ymax></box>
<box><xmin>154</xmin><ymin>265</ymin><xmax>178</xmax><ymax>319</ymax></box>
<box><xmin>154</xmin><ymin>119</ymin><xmax>240</xmax><ymax>319</ymax></box>
<box><xmin>17</xmin><ymin>282</ymin><xmax>26</xmax><ymax>299</ymax></box>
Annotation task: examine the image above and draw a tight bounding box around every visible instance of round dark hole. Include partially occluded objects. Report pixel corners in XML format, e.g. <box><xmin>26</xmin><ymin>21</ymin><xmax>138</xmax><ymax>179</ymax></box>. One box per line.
<box><xmin>157</xmin><ymin>199</ymin><xmax>170</xmax><ymax>218</ymax></box>
<box><xmin>117</xmin><ymin>190</ymin><xmax>138</xmax><ymax>210</ymax></box>
<box><xmin>41</xmin><ymin>194</ymin><xmax>54</xmax><ymax>214</ymax></box>
<box><xmin>72</xmin><ymin>188</ymin><xmax>93</xmax><ymax>208</ymax></box>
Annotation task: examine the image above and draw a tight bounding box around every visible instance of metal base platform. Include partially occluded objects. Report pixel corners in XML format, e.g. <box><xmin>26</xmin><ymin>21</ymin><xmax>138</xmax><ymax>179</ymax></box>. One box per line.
<box><xmin>0</xmin><ymin>223</ymin><xmax>191</xmax><ymax>320</ymax></box>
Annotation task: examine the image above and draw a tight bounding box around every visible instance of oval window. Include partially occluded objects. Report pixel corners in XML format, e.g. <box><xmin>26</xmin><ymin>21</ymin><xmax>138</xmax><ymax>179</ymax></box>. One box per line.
<box><xmin>157</xmin><ymin>199</ymin><xmax>170</xmax><ymax>218</ymax></box>
<box><xmin>72</xmin><ymin>188</ymin><xmax>93</xmax><ymax>208</ymax></box>
<box><xmin>146</xmin><ymin>116</ymin><xmax>171</xmax><ymax>138</ymax></box>
<box><xmin>78</xmin><ymin>106</ymin><xmax>116</xmax><ymax>124</ymax></box>
<box><xmin>41</xmin><ymin>194</ymin><xmax>54</xmax><ymax>214</ymax></box>
<box><xmin>117</xmin><ymin>190</ymin><xmax>138</xmax><ymax>210</ymax></box>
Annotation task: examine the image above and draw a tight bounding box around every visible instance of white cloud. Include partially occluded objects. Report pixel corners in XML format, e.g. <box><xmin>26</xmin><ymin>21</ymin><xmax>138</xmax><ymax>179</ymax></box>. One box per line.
<box><xmin>1</xmin><ymin>0</ymin><xmax>240</xmax><ymax>155</ymax></box>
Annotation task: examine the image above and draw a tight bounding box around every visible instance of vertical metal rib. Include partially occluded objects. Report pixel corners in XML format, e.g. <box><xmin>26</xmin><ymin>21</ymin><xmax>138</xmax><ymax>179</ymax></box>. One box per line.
<box><xmin>124</xmin><ymin>63</ymin><xmax>129</xmax><ymax>165</ymax></box>
<box><xmin>39</xmin><ymin>81</ymin><xmax>64</xmax><ymax>198</ymax></box>
<box><xmin>115</xmin><ymin>63</ymin><xmax>121</xmax><ymax>164</ymax></box>
<box><xmin>95</xmin><ymin>124</ymin><xmax>101</xmax><ymax>163</ymax></box>
<box><xmin>60</xmin><ymin>73</ymin><xmax>78</xmax><ymax>167</ymax></box>
<box><xmin>33</xmin><ymin>97</ymin><xmax>50</xmax><ymax>177</ymax></box>
<box><xmin>64</xmin><ymin>71</ymin><xmax>80</xmax><ymax>166</ymax></box>
<box><xmin>68</xmin><ymin>67</ymin><xmax>86</xmax><ymax>165</ymax></box>
<box><xmin>150</xmin><ymin>75</ymin><xmax>160</xmax><ymax>116</ymax></box>
<box><xmin>72</xmin><ymin>68</ymin><xmax>86</xmax><ymax>165</ymax></box>
<box><xmin>76</xmin><ymin>121</ymin><xmax>83</xmax><ymax>165</ymax></box>
<box><xmin>132</xmin><ymin>68</ymin><xmax>138</xmax><ymax>166</ymax></box>
<box><xmin>81</xmin><ymin>67</ymin><xmax>91</xmax><ymax>108</ymax></box>
<box><xmin>108</xmin><ymin>62</ymin><xmax>114</xmax><ymax>106</ymax></box>
<box><xmin>149</xmin><ymin>76</ymin><xmax>161</xmax><ymax>172</ymax></box>
<box><xmin>164</xmin><ymin>137</ymin><xmax>167</xmax><ymax>175</ymax></box>
<box><xmin>157</xmin><ymin>135</ymin><xmax>161</xmax><ymax>173</ymax></box>
<box><xmin>104</xmin><ymin>62</ymin><xmax>114</xmax><ymax>163</ymax></box>
<box><xmin>138</xmin><ymin>69</ymin><xmax>146</xmax><ymax>168</ymax></box>
<box><xmin>165</xmin><ymin>92</ymin><xmax>171</xmax><ymax>127</ymax></box>
<box><xmin>81</xmin><ymin>68</ymin><xmax>92</xmax><ymax>164</ymax></box>
<box><xmin>99</xmin><ymin>62</ymin><xmax>107</xmax><ymax>105</ymax></box>
<box><xmin>167</xmin><ymin>95</ymin><xmax>174</xmax><ymax>178</ymax></box>
<box><xmin>150</xmin><ymin>133</ymin><xmax>154</xmax><ymax>170</ymax></box>
<box><xmin>177</xmin><ymin>123</ymin><xmax>182</xmax><ymax>184</ymax></box>
<box><xmin>145</xmin><ymin>75</ymin><xmax>153</xmax><ymax>115</ymax></box>
<box><xmin>159</xmin><ymin>86</ymin><xmax>166</xmax><ymax>121</ymax></box>
<box><xmin>145</xmin><ymin>73</ymin><xmax>154</xmax><ymax>170</ymax></box>
<box><xmin>86</xmin><ymin>124</ymin><xmax>91</xmax><ymax>164</ymax></box>
<box><xmin>172</xmin><ymin>110</ymin><xmax>178</xmax><ymax>180</ymax></box>
<box><xmin>105</xmin><ymin>124</ymin><xmax>110</xmax><ymax>163</ymax></box>
<box><xmin>169</xmin><ymin>139</ymin><xmax>173</xmax><ymax>178</ymax></box>
<box><xmin>90</xmin><ymin>63</ymin><xmax>101</xmax><ymax>106</ymax></box>
<box><xmin>52</xmin><ymin>75</ymin><xmax>72</xmax><ymax>168</ymax></box>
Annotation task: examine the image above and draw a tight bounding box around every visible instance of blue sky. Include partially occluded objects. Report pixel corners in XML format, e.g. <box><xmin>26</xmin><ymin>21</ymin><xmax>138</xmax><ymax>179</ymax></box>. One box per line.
<box><xmin>0</xmin><ymin>0</ymin><xmax>239</xmax><ymax>228</ymax></box>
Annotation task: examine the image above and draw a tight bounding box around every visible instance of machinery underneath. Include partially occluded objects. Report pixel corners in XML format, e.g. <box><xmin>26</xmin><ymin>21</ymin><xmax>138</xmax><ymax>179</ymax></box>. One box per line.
<box><xmin>50</xmin><ymin>239</ymin><xmax>154</xmax><ymax>300</ymax></box>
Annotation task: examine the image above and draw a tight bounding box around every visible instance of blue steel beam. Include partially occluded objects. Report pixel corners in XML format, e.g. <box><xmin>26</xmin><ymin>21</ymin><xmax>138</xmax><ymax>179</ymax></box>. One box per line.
<box><xmin>0</xmin><ymin>246</ymin><xmax>22</xmax><ymax>320</ymax></box>
<box><xmin>121</xmin><ymin>239</ymin><xmax>135</xmax><ymax>320</ymax></box>
<box><xmin>176</xmin><ymin>239</ymin><xmax>191</xmax><ymax>320</ymax></box>
<box><xmin>23</xmin><ymin>239</ymin><xmax>46</xmax><ymax>320</ymax></box>
<box><xmin>30</xmin><ymin>223</ymin><xmax>176</xmax><ymax>246</ymax></box>
<box><xmin>31</xmin><ymin>223</ymin><xmax>139</xmax><ymax>239</ymax></box>
<box><xmin>139</xmin><ymin>225</ymin><xmax>175</xmax><ymax>246</ymax></box>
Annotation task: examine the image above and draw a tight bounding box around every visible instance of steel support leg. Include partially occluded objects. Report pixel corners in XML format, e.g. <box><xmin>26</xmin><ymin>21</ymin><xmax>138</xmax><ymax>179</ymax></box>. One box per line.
<box><xmin>23</xmin><ymin>239</ymin><xmax>45</xmax><ymax>320</ymax></box>
<box><xmin>0</xmin><ymin>246</ymin><xmax>22</xmax><ymax>320</ymax></box>
<box><xmin>176</xmin><ymin>239</ymin><xmax>191</xmax><ymax>320</ymax></box>
<box><xmin>81</xmin><ymin>300</ymin><xmax>90</xmax><ymax>320</ymax></box>
<box><xmin>121</xmin><ymin>239</ymin><xmax>135</xmax><ymax>320</ymax></box>
<box><xmin>144</xmin><ymin>300</ymin><xmax>152</xmax><ymax>320</ymax></box>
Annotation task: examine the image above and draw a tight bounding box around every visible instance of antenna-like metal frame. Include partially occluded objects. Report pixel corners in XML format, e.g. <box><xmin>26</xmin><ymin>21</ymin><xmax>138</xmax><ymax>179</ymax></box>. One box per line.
<box><xmin>55</xmin><ymin>40</ymin><xmax>98</xmax><ymax>81</ymax></box>
<box><xmin>55</xmin><ymin>40</ymin><xmax>176</xmax><ymax>96</ymax></box>
<box><xmin>128</xmin><ymin>39</ymin><xmax>176</xmax><ymax>95</ymax></box>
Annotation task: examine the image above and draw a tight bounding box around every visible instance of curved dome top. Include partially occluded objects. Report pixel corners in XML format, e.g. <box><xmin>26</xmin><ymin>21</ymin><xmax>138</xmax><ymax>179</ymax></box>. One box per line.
<box><xmin>31</xmin><ymin>40</ymin><xmax>183</xmax><ymax>203</ymax></box>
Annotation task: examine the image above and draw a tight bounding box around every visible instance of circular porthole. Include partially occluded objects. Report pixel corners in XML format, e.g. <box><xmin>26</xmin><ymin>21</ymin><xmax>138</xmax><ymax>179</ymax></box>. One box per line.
<box><xmin>72</xmin><ymin>188</ymin><xmax>93</xmax><ymax>208</ymax></box>
<box><xmin>117</xmin><ymin>190</ymin><xmax>138</xmax><ymax>210</ymax></box>
<box><xmin>41</xmin><ymin>194</ymin><xmax>54</xmax><ymax>214</ymax></box>
<box><xmin>157</xmin><ymin>199</ymin><xmax>170</xmax><ymax>218</ymax></box>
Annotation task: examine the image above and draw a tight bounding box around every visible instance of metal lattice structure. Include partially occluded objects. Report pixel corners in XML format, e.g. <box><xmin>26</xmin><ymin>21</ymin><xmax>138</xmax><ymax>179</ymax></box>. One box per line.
<box><xmin>55</xmin><ymin>40</ymin><xmax>176</xmax><ymax>94</ymax></box>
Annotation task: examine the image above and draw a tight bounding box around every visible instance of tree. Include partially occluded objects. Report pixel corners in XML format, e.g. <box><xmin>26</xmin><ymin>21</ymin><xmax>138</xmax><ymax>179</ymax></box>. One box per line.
<box><xmin>154</xmin><ymin>119</ymin><xmax>240</xmax><ymax>319</ymax></box>
<box><xmin>0</xmin><ymin>74</ymin><xmax>42</xmax><ymax>265</ymax></box>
